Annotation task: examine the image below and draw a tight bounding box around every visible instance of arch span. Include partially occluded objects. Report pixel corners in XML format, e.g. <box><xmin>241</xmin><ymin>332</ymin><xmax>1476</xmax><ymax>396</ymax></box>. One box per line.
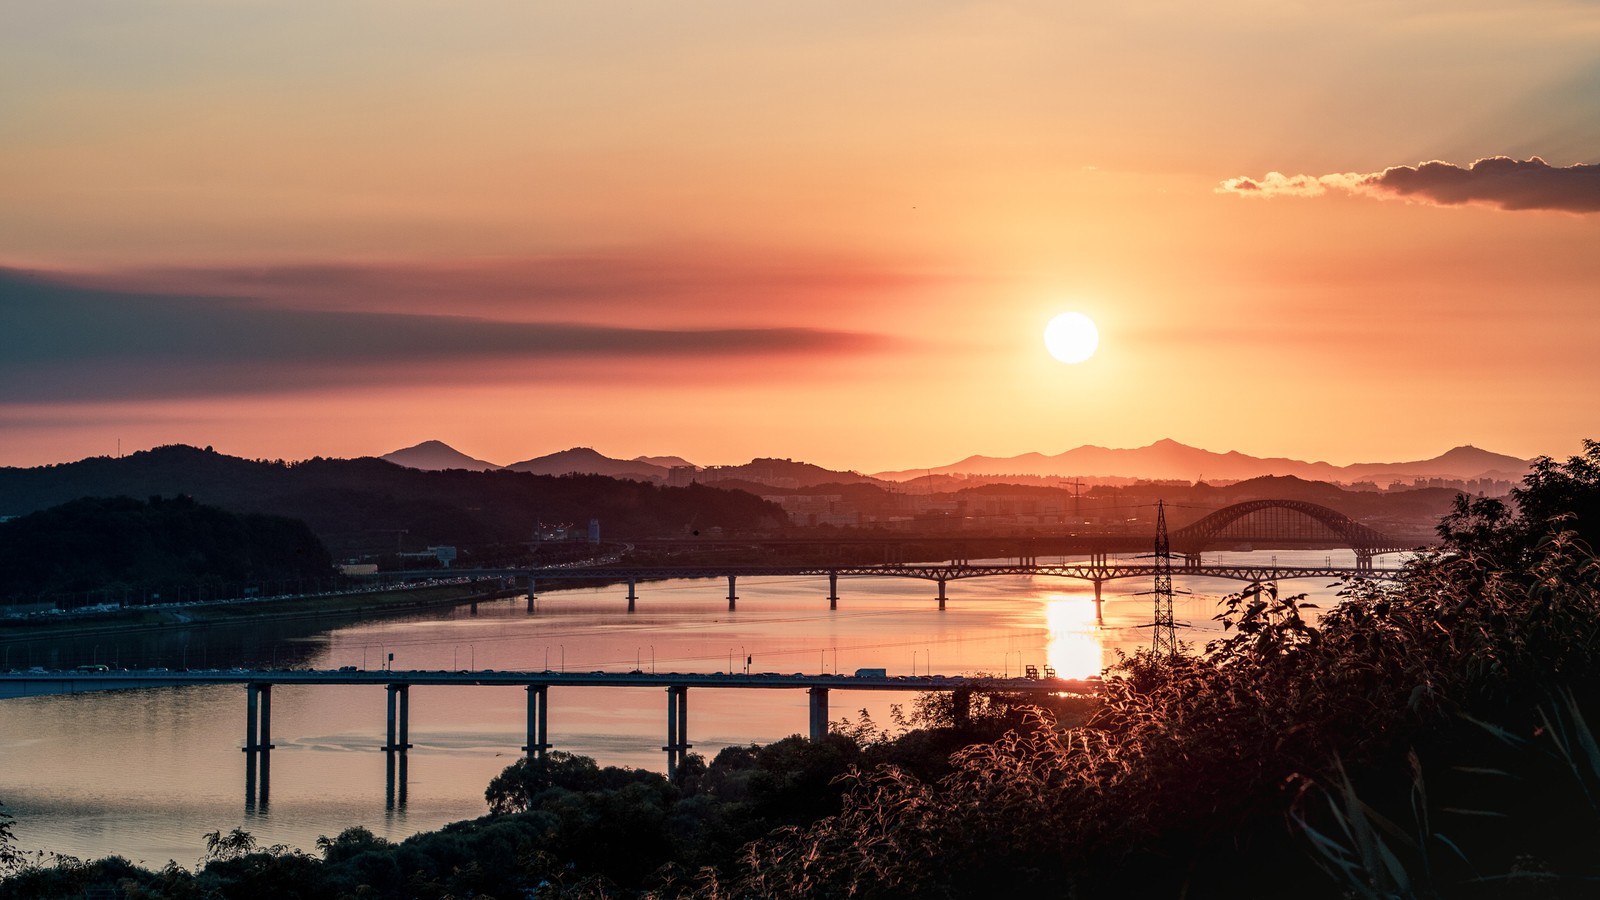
<box><xmin>1171</xmin><ymin>499</ymin><xmax>1408</xmax><ymax>569</ymax></box>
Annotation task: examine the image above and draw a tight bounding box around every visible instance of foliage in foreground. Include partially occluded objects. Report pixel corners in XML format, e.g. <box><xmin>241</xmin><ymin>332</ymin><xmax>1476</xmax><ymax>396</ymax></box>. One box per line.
<box><xmin>711</xmin><ymin>442</ymin><xmax>1600</xmax><ymax>898</ymax></box>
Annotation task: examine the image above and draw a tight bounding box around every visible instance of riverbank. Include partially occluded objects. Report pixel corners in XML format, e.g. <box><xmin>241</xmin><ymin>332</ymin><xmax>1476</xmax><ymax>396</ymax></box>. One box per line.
<box><xmin>0</xmin><ymin>580</ymin><xmax>518</xmax><ymax>648</ymax></box>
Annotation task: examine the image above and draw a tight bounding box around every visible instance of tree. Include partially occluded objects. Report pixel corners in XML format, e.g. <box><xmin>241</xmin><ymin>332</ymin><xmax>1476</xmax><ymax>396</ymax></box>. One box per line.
<box><xmin>1439</xmin><ymin>438</ymin><xmax>1600</xmax><ymax>564</ymax></box>
<box><xmin>484</xmin><ymin>752</ymin><xmax>665</xmax><ymax>815</ymax></box>
<box><xmin>0</xmin><ymin>801</ymin><xmax>23</xmax><ymax>877</ymax></box>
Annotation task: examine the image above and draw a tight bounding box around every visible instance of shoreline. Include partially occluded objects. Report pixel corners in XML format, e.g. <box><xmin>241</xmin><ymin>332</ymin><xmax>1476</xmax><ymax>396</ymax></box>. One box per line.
<box><xmin>0</xmin><ymin>580</ymin><xmax>522</xmax><ymax>649</ymax></box>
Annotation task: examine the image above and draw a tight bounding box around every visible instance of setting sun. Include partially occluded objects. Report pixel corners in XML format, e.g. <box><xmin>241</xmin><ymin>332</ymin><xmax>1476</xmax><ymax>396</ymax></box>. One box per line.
<box><xmin>1044</xmin><ymin>594</ymin><xmax>1106</xmax><ymax>678</ymax></box>
<box><xmin>1044</xmin><ymin>312</ymin><xmax>1100</xmax><ymax>364</ymax></box>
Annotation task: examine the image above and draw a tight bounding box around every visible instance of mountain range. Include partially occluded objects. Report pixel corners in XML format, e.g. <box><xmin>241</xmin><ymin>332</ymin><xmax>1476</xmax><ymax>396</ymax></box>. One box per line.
<box><xmin>874</xmin><ymin>439</ymin><xmax>1530</xmax><ymax>485</ymax></box>
<box><xmin>382</xmin><ymin>439</ymin><xmax>1531</xmax><ymax>487</ymax></box>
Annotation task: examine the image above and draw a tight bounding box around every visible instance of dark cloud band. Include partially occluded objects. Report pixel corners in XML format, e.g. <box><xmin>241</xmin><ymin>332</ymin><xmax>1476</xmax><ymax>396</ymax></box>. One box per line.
<box><xmin>1219</xmin><ymin>156</ymin><xmax>1600</xmax><ymax>213</ymax></box>
<box><xmin>0</xmin><ymin>270</ymin><xmax>889</xmax><ymax>403</ymax></box>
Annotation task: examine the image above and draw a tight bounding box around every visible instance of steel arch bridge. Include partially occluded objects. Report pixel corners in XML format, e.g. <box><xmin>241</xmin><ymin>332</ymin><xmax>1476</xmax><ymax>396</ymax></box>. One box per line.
<box><xmin>1171</xmin><ymin>499</ymin><xmax>1409</xmax><ymax>569</ymax></box>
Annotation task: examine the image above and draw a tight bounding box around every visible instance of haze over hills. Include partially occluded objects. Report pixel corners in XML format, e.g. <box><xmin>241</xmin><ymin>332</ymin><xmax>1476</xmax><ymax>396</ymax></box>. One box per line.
<box><xmin>872</xmin><ymin>439</ymin><xmax>1530</xmax><ymax>485</ymax></box>
<box><xmin>377</xmin><ymin>438</ymin><xmax>1531</xmax><ymax>488</ymax></box>
<box><xmin>0</xmin><ymin>442</ymin><xmax>1516</xmax><ymax>554</ymax></box>
<box><xmin>381</xmin><ymin>443</ymin><xmax>883</xmax><ymax>489</ymax></box>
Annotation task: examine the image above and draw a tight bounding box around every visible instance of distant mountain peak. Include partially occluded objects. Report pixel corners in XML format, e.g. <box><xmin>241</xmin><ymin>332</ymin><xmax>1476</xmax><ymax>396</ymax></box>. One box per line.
<box><xmin>504</xmin><ymin>447</ymin><xmax>668</xmax><ymax>480</ymax></box>
<box><xmin>634</xmin><ymin>454</ymin><xmax>696</xmax><ymax>469</ymax></box>
<box><xmin>381</xmin><ymin>441</ymin><xmax>501</xmax><ymax>472</ymax></box>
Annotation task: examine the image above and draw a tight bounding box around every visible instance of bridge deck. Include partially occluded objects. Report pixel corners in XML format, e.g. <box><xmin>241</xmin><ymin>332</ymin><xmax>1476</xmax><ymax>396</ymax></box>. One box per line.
<box><xmin>0</xmin><ymin>669</ymin><xmax>1093</xmax><ymax>701</ymax></box>
<box><xmin>513</xmin><ymin>563</ymin><xmax>1401</xmax><ymax>582</ymax></box>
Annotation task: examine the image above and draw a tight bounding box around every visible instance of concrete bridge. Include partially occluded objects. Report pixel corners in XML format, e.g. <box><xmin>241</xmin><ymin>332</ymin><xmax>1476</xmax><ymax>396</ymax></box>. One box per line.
<box><xmin>0</xmin><ymin>668</ymin><xmax>1091</xmax><ymax>804</ymax></box>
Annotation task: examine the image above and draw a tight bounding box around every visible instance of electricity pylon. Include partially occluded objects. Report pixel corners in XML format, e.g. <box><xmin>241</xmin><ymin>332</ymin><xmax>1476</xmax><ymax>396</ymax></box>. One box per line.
<box><xmin>1137</xmin><ymin>500</ymin><xmax>1187</xmax><ymax>657</ymax></box>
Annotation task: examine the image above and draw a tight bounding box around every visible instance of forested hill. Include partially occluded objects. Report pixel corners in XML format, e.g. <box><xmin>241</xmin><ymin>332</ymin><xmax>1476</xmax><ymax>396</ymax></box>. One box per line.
<box><xmin>0</xmin><ymin>446</ymin><xmax>786</xmax><ymax>559</ymax></box>
<box><xmin>0</xmin><ymin>495</ymin><xmax>333</xmax><ymax>601</ymax></box>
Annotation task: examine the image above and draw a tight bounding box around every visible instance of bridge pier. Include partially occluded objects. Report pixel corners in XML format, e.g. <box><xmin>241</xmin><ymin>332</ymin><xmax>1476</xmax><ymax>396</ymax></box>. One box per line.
<box><xmin>242</xmin><ymin>682</ymin><xmax>274</xmax><ymax>812</ymax></box>
<box><xmin>828</xmin><ymin>571</ymin><xmax>838</xmax><ymax>610</ymax></box>
<box><xmin>1355</xmin><ymin>550</ymin><xmax>1373</xmax><ymax>572</ymax></box>
<box><xmin>1246</xmin><ymin>581</ymin><xmax>1267</xmax><ymax>610</ymax></box>
<box><xmin>808</xmin><ymin>687</ymin><xmax>830</xmax><ymax>741</ymax></box>
<box><xmin>522</xmin><ymin>685</ymin><xmax>550</xmax><ymax>758</ymax></box>
<box><xmin>242</xmin><ymin>682</ymin><xmax>275</xmax><ymax>753</ymax></box>
<box><xmin>663</xmin><ymin>686</ymin><xmax>690</xmax><ymax>778</ymax></box>
<box><xmin>951</xmin><ymin>688</ymin><xmax>971</xmax><ymax>729</ymax></box>
<box><xmin>1092</xmin><ymin>579</ymin><xmax>1104</xmax><ymax>625</ymax></box>
<box><xmin>385</xmin><ymin>684</ymin><xmax>412</xmax><ymax>751</ymax></box>
<box><xmin>937</xmin><ymin>578</ymin><xmax>947</xmax><ymax>611</ymax></box>
<box><xmin>385</xmin><ymin>748</ymin><xmax>408</xmax><ymax>810</ymax></box>
<box><xmin>727</xmin><ymin>575</ymin><xmax>738</xmax><ymax>610</ymax></box>
<box><xmin>527</xmin><ymin>577</ymin><xmax>536</xmax><ymax>613</ymax></box>
<box><xmin>626</xmin><ymin>578</ymin><xmax>637</xmax><ymax>612</ymax></box>
<box><xmin>243</xmin><ymin>745</ymin><xmax>270</xmax><ymax>811</ymax></box>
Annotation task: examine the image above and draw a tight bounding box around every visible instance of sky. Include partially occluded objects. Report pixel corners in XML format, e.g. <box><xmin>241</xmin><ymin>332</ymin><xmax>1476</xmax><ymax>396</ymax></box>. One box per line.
<box><xmin>3</xmin><ymin>1</ymin><xmax>1598</xmax><ymax>473</ymax></box>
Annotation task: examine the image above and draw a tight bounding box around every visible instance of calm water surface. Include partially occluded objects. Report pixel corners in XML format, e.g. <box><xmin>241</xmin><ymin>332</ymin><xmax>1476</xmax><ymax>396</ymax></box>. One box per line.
<box><xmin>0</xmin><ymin>551</ymin><xmax>1367</xmax><ymax>865</ymax></box>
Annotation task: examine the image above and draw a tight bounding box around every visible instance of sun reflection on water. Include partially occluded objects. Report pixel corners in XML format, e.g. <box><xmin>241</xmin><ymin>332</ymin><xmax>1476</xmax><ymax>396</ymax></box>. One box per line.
<box><xmin>1044</xmin><ymin>593</ymin><xmax>1106</xmax><ymax>679</ymax></box>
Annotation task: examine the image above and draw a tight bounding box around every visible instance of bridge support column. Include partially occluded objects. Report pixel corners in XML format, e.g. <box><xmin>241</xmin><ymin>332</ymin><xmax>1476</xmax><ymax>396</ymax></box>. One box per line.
<box><xmin>1355</xmin><ymin>550</ymin><xmax>1373</xmax><ymax>572</ymax></box>
<box><xmin>1247</xmin><ymin>581</ymin><xmax>1266</xmax><ymax>610</ymax></box>
<box><xmin>385</xmin><ymin>684</ymin><xmax>412</xmax><ymax>751</ymax></box>
<box><xmin>1092</xmin><ymin>579</ymin><xmax>1104</xmax><ymax>626</ymax></box>
<box><xmin>385</xmin><ymin>747</ymin><xmax>408</xmax><ymax>810</ymax></box>
<box><xmin>809</xmin><ymin>687</ymin><xmax>830</xmax><ymax>742</ymax></box>
<box><xmin>727</xmin><ymin>576</ymin><xmax>738</xmax><ymax>611</ymax></box>
<box><xmin>244</xmin><ymin>745</ymin><xmax>271</xmax><ymax>811</ymax></box>
<box><xmin>522</xmin><ymin>685</ymin><xmax>550</xmax><ymax>758</ymax></box>
<box><xmin>242</xmin><ymin>682</ymin><xmax>273</xmax><ymax>811</ymax></box>
<box><xmin>527</xmin><ymin>577</ymin><xmax>536</xmax><ymax>613</ymax></box>
<box><xmin>663</xmin><ymin>686</ymin><xmax>690</xmax><ymax>778</ymax></box>
<box><xmin>937</xmin><ymin>578</ymin><xmax>947</xmax><ymax>611</ymax></box>
<box><xmin>242</xmin><ymin>683</ymin><xmax>275</xmax><ymax>752</ymax></box>
<box><xmin>626</xmin><ymin>579</ymin><xmax>637</xmax><ymax>613</ymax></box>
<box><xmin>828</xmin><ymin>571</ymin><xmax>838</xmax><ymax>610</ymax></box>
<box><xmin>951</xmin><ymin>688</ymin><xmax>971</xmax><ymax>730</ymax></box>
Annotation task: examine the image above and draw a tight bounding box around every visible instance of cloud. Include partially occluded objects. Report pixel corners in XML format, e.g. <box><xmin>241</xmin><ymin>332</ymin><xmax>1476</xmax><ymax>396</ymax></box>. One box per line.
<box><xmin>1219</xmin><ymin>156</ymin><xmax>1600</xmax><ymax>212</ymax></box>
<box><xmin>38</xmin><ymin>251</ymin><xmax>965</xmax><ymax>323</ymax></box>
<box><xmin>0</xmin><ymin>270</ymin><xmax>893</xmax><ymax>403</ymax></box>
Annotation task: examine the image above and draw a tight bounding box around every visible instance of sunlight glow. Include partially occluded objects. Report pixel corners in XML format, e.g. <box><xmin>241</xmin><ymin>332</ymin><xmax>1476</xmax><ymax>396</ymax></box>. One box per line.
<box><xmin>1044</xmin><ymin>594</ymin><xmax>1105</xmax><ymax>678</ymax></box>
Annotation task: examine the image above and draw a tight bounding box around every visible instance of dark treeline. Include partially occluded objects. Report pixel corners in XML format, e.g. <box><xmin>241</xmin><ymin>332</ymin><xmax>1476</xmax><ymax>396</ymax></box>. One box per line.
<box><xmin>0</xmin><ymin>495</ymin><xmax>332</xmax><ymax>605</ymax></box>
<box><xmin>4</xmin><ymin>442</ymin><xmax>1600</xmax><ymax>898</ymax></box>
<box><xmin>0</xmin><ymin>445</ymin><xmax>787</xmax><ymax>560</ymax></box>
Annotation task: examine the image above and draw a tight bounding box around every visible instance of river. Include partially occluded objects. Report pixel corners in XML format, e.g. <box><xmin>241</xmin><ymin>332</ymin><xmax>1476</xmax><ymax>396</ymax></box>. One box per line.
<box><xmin>0</xmin><ymin>550</ymin><xmax>1372</xmax><ymax>867</ymax></box>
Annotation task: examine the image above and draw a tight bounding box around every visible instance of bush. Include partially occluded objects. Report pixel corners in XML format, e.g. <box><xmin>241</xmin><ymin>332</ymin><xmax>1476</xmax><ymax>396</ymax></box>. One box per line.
<box><xmin>707</xmin><ymin>445</ymin><xmax>1600</xmax><ymax>899</ymax></box>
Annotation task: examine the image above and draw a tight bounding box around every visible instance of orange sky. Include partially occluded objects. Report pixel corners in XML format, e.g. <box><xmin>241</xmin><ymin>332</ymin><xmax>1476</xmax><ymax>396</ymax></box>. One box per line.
<box><xmin>3</xmin><ymin>2</ymin><xmax>1598</xmax><ymax>472</ymax></box>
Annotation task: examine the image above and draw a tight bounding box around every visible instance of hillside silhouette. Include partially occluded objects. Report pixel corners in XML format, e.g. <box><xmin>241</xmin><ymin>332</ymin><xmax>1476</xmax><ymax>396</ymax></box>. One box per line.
<box><xmin>0</xmin><ymin>494</ymin><xmax>332</xmax><ymax>602</ymax></box>
<box><xmin>0</xmin><ymin>446</ymin><xmax>786</xmax><ymax>561</ymax></box>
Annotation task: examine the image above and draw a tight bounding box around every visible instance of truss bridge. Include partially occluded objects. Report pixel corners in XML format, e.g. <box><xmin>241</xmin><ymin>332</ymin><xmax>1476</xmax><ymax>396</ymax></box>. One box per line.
<box><xmin>1170</xmin><ymin>499</ymin><xmax>1411</xmax><ymax>569</ymax></box>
